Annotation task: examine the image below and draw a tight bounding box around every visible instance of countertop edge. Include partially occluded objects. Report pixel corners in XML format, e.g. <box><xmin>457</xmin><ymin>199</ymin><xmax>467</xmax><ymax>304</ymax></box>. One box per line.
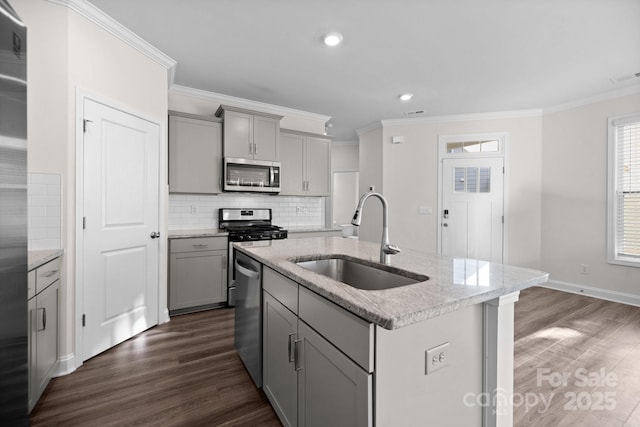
<box><xmin>28</xmin><ymin>249</ymin><xmax>64</xmax><ymax>271</ymax></box>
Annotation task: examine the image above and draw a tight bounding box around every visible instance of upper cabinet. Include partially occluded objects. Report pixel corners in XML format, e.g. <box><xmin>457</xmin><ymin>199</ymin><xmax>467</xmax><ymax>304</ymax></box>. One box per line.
<box><xmin>280</xmin><ymin>129</ymin><xmax>331</xmax><ymax>196</ymax></box>
<box><xmin>169</xmin><ymin>111</ymin><xmax>222</xmax><ymax>194</ymax></box>
<box><xmin>215</xmin><ymin>105</ymin><xmax>283</xmax><ymax>162</ymax></box>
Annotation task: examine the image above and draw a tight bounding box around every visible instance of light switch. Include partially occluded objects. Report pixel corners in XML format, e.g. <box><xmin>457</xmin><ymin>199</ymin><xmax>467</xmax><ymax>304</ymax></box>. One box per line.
<box><xmin>425</xmin><ymin>342</ymin><xmax>450</xmax><ymax>375</ymax></box>
<box><xmin>418</xmin><ymin>206</ymin><xmax>432</xmax><ymax>215</ymax></box>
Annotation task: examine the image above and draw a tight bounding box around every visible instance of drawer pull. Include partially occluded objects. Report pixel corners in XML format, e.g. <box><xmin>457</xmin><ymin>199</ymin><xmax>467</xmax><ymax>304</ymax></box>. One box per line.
<box><xmin>42</xmin><ymin>270</ymin><xmax>59</xmax><ymax>278</ymax></box>
<box><xmin>192</xmin><ymin>244</ymin><xmax>208</xmax><ymax>248</ymax></box>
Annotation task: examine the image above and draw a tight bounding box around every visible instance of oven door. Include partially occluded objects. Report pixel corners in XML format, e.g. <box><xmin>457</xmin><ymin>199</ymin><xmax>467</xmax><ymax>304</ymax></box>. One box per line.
<box><xmin>224</xmin><ymin>157</ymin><xmax>280</xmax><ymax>193</ymax></box>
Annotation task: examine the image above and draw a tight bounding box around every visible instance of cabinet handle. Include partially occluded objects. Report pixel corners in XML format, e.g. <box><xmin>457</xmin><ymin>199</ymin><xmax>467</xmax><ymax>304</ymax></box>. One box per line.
<box><xmin>222</xmin><ymin>255</ymin><xmax>227</xmax><ymax>269</ymax></box>
<box><xmin>294</xmin><ymin>338</ymin><xmax>303</xmax><ymax>371</ymax></box>
<box><xmin>253</xmin><ymin>143</ymin><xmax>257</xmax><ymax>155</ymax></box>
<box><xmin>36</xmin><ymin>308</ymin><xmax>46</xmax><ymax>331</ymax></box>
<box><xmin>288</xmin><ymin>332</ymin><xmax>296</xmax><ymax>363</ymax></box>
<box><xmin>43</xmin><ymin>270</ymin><xmax>58</xmax><ymax>278</ymax></box>
<box><xmin>192</xmin><ymin>244</ymin><xmax>208</xmax><ymax>248</ymax></box>
<box><xmin>249</xmin><ymin>142</ymin><xmax>253</xmax><ymax>154</ymax></box>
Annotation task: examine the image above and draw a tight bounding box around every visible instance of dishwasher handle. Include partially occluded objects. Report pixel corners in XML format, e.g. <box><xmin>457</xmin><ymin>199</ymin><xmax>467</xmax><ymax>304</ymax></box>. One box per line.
<box><xmin>234</xmin><ymin>258</ymin><xmax>260</xmax><ymax>280</ymax></box>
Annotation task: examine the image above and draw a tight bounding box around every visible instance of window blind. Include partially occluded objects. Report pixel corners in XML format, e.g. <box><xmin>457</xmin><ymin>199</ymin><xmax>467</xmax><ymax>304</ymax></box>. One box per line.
<box><xmin>615</xmin><ymin>119</ymin><xmax>640</xmax><ymax>258</ymax></box>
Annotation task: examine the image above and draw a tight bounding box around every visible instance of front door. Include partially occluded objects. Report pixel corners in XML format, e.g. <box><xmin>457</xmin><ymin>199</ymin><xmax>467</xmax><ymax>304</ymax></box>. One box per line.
<box><xmin>82</xmin><ymin>98</ymin><xmax>160</xmax><ymax>361</ymax></box>
<box><xmin>441</xmin><ymin>157</ymin><xmax>504</xmax><ymax>263</ymax></box>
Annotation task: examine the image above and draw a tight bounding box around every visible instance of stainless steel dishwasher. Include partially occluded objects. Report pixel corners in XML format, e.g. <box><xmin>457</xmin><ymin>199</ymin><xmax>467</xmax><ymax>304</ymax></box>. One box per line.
<box><xmin>233</xmin><ymin>250</ymin><xmax>263</xmax><ymax>387</ymax></box>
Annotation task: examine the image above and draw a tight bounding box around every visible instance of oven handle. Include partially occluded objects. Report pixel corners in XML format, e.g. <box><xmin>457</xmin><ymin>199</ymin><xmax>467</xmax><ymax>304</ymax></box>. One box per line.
<box><xmin>234</xmin><ymin>258</ymin><xmax>260</xmax><ymax>280</ymax></box>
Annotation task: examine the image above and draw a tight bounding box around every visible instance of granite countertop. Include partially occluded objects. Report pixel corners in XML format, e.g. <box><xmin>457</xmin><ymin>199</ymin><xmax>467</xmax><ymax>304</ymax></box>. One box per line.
<box><xmin>168</xmin><ymin>229</ymin><xmax>228</xmax><ymax>239</ymax></box>
<box><xmin>29</xmin><ymin>249</ymin><xmax>64</xmax><ymax>271</ymax></box>
<box><xmin>234</xmin><ymin>237</ymin><xmax>549</xmax><ymax>330</ymax></box>
<box><xmin>286</xmin><ymin>226</ymin><xmax>342</xmax><ymax>233</ymax></box>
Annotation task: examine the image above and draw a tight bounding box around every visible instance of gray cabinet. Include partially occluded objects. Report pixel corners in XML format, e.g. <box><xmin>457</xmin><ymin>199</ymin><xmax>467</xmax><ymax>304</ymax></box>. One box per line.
<box><xmin>280</xmin><ymin>130</ymin><xmax>330</xmax><ymax>196</ymax></box>
<box><xmin>297</xmin><ymin>320</ymin><xmax>372</xmax><ymax>427</ymax></box>
<box><xmin>168</xmin><ymin>111</ymin><xmax>222</xmax><ymax>194</ymax></box>
<box><xmin>263</xmin><ymin>291</ymin><xmax>298</xmax><ymax>427</ymax></box>
<box><xmin>215</xmin><ymin>105</ymin><xmax>282</xmax><ymax>162</ymax></box>
<box><xmin>169</xmin><ymin>237</ymin><xmax>227</xmax><ymax>314</ymax></box>
<box><xmin>28</xmin><ymin>257</ymin><xmax>60</xmax><ymax>413</ymax></box>
<box><xmin>262</xmin><ymin>267</ymin><xmax>372</xmax><ymax>427</ymax></box>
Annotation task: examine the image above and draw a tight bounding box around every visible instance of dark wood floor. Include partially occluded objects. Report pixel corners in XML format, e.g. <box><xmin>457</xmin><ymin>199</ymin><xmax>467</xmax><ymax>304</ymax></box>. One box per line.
<box><xmin>29</xmin><ymin>308</ymin><xmax>280</xmax><ymax>427</ymax></box>
<box><xmin>30</xmin><ymin>287</ymin><xmax>640</xmax><ymax>426</ymax></box>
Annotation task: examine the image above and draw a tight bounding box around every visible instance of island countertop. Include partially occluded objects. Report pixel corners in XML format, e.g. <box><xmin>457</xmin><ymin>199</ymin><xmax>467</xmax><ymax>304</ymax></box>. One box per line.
<box><xmin>234</xmin><ymin>237</ymin><xmax>548</xmax><ymax>330</ymax></box>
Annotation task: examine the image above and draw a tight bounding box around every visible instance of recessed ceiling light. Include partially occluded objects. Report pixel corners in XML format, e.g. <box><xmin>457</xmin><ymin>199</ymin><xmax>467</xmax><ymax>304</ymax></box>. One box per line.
<box><xmin>399</xmin><ymin>93</ymin><xmax>414</xmax><ymax>101</ymax></box>
<box><xmin>323</xmin><ymin>32</ymin><xmax>343</xmax><ymax>47</ymax></box>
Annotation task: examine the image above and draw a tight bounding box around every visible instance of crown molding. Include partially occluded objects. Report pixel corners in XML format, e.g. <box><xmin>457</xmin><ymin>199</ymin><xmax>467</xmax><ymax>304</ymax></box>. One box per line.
<box><xmin>331</xmin><ymin>140</ymin><xmax>359</xmax><ymax>146</ymax></box>
<box><xmin>169</xmin><ymin>84</ymin><xmax>331</xmax><ymax>124</ymax></box>
<box><xmin>355</xmin><ymin>121</ymin><xmax>383</xmax><ymax>137</ymax></box>
<box><xmin>381</xmin><ymin>109</ymin><xmax>543</xmax><ymax>128</ymax></box>
<box><xmin>46</xmin><ymin>0</ymin><xmax>176</xmax><ymax>84</ymax></box>
<box><xmin>543</xmin><ymin>84</ymin><xmax>640</xmax><ymax>114</ymax></box>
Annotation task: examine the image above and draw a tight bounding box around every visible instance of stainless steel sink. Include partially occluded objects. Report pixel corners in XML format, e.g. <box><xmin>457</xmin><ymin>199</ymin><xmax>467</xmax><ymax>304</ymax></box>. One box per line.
<box><xmin>293</xmin><ymin>255</ymin><xmax>428</xmax><ymax>290</ymax></box>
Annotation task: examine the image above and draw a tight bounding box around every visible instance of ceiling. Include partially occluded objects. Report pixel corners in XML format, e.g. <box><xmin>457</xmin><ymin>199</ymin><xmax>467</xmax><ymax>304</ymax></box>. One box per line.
<box><xmin>88</xmin><ymin>0</ymin><xmax>640</xmax><ymax>141</ymax></box>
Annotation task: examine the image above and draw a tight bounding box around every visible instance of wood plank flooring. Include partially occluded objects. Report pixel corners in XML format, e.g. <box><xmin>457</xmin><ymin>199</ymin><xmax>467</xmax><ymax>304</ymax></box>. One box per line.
<box><xmin>30</xmin><ymin>287</ymin><xmax>640</xmax><ymax>426</ymax></box>
<box><xmin>514</xmin><ymin>287</ymin><xmax>640</xmax><ymax>427</ymax></box>
<box><xmin>29</xmin><ymin>308</ymin><xmax>280</xmax><ymax>426</ymax></box>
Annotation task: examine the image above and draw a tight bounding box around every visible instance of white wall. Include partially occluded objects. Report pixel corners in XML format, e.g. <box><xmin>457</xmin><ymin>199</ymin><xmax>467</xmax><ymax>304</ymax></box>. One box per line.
<box><xmin>541</xmin><ymin>93</ymin><xmax>640</xmax><ymax>295</ymax></box>
<box><xmin>358</xmin><ymin>127</ymin><xmax>384</xmax><ymax>243</ymax></box>
<box><xmin>15</xmin><ymin>0</ymin><xmax>170</xmax><ymax>364</ymax></box>
<box><xmin>359</xmin><ymin>115</ymin><xmax>543</xmax><ymax>269</ymax></box>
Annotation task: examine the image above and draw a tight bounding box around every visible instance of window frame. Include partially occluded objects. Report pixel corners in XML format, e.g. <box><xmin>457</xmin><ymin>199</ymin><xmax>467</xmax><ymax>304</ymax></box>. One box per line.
<box><xmin>607</xmin><ymin>112</ymin><xmax>640</xmax><ymax>267</ymax></box>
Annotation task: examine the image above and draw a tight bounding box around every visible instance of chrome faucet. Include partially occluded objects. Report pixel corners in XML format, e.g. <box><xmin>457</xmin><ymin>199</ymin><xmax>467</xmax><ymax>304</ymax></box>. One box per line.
<box><xmin>351</xmin><ymin>187</ymin><xmax>400</xmax><ymax>265</ymax></box>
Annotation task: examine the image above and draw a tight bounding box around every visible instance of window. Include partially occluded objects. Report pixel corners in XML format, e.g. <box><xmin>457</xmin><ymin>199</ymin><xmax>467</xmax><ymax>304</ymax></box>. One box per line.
<box><xmin>608</xmin><ymin>113</ymin><xmax>640</xmax><ymax>266</ymax></box>
<box><xmin>454</xmin><ymin>167</ymin><xmax>491</xmax><ymax>193</ymax></box>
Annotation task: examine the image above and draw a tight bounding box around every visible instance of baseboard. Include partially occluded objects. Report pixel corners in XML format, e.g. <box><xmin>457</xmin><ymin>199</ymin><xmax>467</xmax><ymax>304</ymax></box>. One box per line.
<box><xmin>542</xmin><ymin>280</ymin><xmax>640</xmax><ymax>307</ymax></box>
<box><xmin>54</xmin><ymin>353</ymin><xmax>77</xmax><ymax>377</ymax></box>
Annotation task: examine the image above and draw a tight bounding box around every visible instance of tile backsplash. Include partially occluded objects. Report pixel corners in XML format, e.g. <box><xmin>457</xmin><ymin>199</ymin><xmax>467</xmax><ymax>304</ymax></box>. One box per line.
<box><xmin>28</xmin><ymin>173</ymin><xmax>62</xmax><ymax>250</ymax></box>
<box><xmin>169</xmin><ymin>193</ymin><xmax>325</xmax><ymax>230</ymax></box>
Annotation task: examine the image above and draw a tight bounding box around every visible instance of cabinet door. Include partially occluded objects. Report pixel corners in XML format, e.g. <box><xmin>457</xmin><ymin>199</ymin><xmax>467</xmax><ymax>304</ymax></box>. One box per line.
<box><xmin>169</xmin><ymin>115</ymin><xmax>222</xmax><ymax>194</ymax></box>
<box><xmin>297</xmin><ymin>320</ymin><xmax>372</xmax><ymax>427</ymax></box>
<box><xmin>223</xmin><ymin>110</ymin><xmax>253</xmax><ymax>159</ymax></box>
<box><xmin>169</xmin><ymin>250</ymin><xmax>227</xmax><ymax>311</ymax></box>
<box><xmin>36</xmin><ymin>281</ymin><xmax>58</xmax><ymax>396</ymax></box>
<box><xmin>28</xmin><ymin>297</ymin><xmax>37</xmax><ymax>412</ymax></box>
<box><xmin>253</xmin><ymin>115</ymin><xmax>279</xmax><ymax>161</ymax></box>
<box><xmin>280</xmin><ymin>132</ymin><xmax>305</xmax><ymax>196</ymax></box>
<box><xmin>304</xmin><ymin>137</ymin><xmax>330</xmax><ymax>196</ymax></box>
<box><xmin>263</xmin><ymin>291</ymin><xmax>298</xmax><ymax>427</ymax></box>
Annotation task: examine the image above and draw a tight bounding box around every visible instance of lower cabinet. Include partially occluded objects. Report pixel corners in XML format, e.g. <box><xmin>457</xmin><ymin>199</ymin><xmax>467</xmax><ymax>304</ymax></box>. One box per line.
<box><xmin>169</xmin><ymin>237</ymin><xmax>227</xmax><ymax>314</ymax></box>
<box><xmin>262</xmin><ymin>267</ymin><xmax>372</xmax><ymax>427</ymax></box>
<box><xmin>28</xmin><ymin>258</ymin><xmax>60</xmax><ymax>413</ymax></box>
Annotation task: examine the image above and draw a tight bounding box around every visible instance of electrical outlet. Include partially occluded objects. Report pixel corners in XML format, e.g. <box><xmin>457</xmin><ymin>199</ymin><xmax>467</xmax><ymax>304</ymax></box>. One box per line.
<box><xmin>425</xmin><ymin>342</ymin><xmax>449</xmax><ymax>375</ymax></box>
<box><xmin>190</xmin><ymin>205</ymin><xmax>197</xmax><ymax>215</ymax></box>
<box><xmin>580</xmin><ymin>264</ymin><xmax>589</xmax><ymax>274</ymax></box>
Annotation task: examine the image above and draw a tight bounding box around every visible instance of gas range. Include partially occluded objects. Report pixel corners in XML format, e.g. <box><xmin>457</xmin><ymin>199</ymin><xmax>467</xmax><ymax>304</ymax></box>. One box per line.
<box><xmin>219</xmin><ymin>208</ymin><xmax>288</xmax><ymax>242</ymax></box>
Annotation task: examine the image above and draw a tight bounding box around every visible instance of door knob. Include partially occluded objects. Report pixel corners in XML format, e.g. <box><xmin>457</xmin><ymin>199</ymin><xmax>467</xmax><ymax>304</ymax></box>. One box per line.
<box><xmin>150</xmin><ymin>231</ymin><xmax>160</xmax><ymax>239</ymax></box>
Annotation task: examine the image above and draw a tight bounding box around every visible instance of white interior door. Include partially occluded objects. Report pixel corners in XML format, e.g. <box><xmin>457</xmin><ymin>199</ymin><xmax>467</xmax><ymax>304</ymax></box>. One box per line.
<box><xmin>441</xmin><ymin>157</ymin><xmax>504</xmax><ymax>263</ymax></box>
<box><xmin>332</xmin><ymin>171</ymin><xmax>359</xmax><ymax>225</ymax></box>
<box><xmin>82</xmin><ymin>98</ymin><xmax>160</xmax><ymax>361</ymax></box>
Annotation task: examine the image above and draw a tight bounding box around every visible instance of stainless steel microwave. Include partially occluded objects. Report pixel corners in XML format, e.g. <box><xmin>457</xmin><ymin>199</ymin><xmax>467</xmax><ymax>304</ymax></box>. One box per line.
<box><xmin>223</xmin><ymin>157</ymin><xmax>281</xmax><ymax>193</ymax></box>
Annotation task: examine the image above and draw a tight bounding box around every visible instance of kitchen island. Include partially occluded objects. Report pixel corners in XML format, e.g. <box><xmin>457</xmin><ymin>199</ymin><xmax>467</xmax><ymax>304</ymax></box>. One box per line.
<box><xmin>234</xmin><ymin>237</ymin><xmax>548</xmax><ymax>427</ymax></box>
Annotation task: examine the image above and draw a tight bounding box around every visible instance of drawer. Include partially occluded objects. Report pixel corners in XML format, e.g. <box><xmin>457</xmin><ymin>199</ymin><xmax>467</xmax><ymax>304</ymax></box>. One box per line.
<box><xmin>28</xmin><ymin>270</ymin><xmax>36</xmax><ymax>300</ymax></box>
<box><xmin>170</xmin><ymin>237</ymin><xmax>227</xmax><ymax>253</ymax></box>
<box><xmin>299</xmin><ymin>286</ymin><xmax>374</xmax><ymax>373</ymax></box>
<box><xmin>263</xmin><ymin>267</ymin><xmax>298</xmax><ymax>314</ymax></box>
<box><xmin>36</xmin><ymin>258</ymin><xmax>61</xmax><ymax>294</ymax></box>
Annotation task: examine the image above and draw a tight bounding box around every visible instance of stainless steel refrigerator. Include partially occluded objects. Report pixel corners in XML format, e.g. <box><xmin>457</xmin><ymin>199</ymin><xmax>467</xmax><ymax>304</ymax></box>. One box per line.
<box><xmin>0</xmin><ymin>0</ymin><xmax>28</xmax><ymax>423</ymax></box>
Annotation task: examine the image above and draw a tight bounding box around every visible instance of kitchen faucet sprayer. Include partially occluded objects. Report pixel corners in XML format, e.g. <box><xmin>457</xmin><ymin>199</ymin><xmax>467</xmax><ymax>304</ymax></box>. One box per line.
<box><xmin>351</xmin><ymin>187</ymin><xmax>400</xmax><ymax>265</ymax></box>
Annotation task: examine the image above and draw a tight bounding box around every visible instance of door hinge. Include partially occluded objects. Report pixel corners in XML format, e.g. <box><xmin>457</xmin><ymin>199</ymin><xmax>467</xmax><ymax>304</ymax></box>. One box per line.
<box><xmin>82</xmin><ymin>314</ymin><xmax>86</xmax><ymax>327</ymax></box>
<box><xmin>502</xmin><ymin>216</ymin><xmax>504</xmax><ymax>224</ymax></box>
<box><xmin>83</xmin><ymin>119</ymin><xmax>93</xmax><ymax>133</ymax></box>
<box><xmin>83</xmin><ymin>217</ymin><xmax>86</xmax><ymax>229</ymax></box>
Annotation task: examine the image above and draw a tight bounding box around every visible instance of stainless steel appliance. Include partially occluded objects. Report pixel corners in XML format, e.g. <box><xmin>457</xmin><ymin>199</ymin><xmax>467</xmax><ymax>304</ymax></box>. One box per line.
<box><xmin>0</xmin><ymin>1</ymin><xmax>28</xmax><ymax>422</ymax></box>
<box><xmin>233</xmin><ymin>251</ymin><xmax>262</xmax><ymax>387</ymax></box>
<box><xmin>219</xmin><ymin>208</ymin><xmax>287</xmax><ymax>307</ymax></box>
<box><xmin>219</xmin><ymin>208</ymin><xmax>287</xmax><ymax>388</ymax></box>
<box><xmin>223</xmin><ymin>157</ymin><xmax>281</xmax><ymax>193</ymax></box>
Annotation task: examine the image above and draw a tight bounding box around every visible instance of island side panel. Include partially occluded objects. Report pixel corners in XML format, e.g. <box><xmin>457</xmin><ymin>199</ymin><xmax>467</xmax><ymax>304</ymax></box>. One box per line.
<box><xmin>375</xmin><ymin>303</ymin><xmax>483</xmax><ymax>426</ymax></box>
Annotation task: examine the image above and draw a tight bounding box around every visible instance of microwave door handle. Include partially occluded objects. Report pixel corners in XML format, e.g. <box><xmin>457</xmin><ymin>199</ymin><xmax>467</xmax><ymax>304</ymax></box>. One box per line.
<box><xmin>270</xmin><ymin>167</ymin><xmax>275</xmax><ymax>187</ymax></box>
